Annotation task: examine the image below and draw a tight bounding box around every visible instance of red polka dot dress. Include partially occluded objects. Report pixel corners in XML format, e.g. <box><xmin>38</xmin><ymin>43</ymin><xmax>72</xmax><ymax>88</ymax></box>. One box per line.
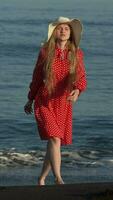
<box><xmin>28</xmin><ymin>46</ymin><xmax>87</xmax><ymax>145</ymax></box>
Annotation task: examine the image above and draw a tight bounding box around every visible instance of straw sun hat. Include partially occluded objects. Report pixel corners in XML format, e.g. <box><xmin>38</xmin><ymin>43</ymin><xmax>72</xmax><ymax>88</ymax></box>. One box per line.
<box><xmin>47</xmin><ymin>16</ymin><xmax>83</xmax><ymax>48</ymax></box>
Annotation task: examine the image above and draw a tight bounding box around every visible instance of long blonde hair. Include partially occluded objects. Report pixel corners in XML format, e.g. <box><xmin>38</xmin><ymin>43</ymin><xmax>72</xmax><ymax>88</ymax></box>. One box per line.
<box><xmin>42</xmin><ymin>24</ymin><xmax>78</xmax><ymax>95</ymax></box>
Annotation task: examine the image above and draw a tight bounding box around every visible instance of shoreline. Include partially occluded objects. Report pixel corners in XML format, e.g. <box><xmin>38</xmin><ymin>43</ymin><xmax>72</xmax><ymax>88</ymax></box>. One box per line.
<box><xmin>0</xmin><ymin>182</ymin><xmax>113</xmax><ymax>200</ymax></box>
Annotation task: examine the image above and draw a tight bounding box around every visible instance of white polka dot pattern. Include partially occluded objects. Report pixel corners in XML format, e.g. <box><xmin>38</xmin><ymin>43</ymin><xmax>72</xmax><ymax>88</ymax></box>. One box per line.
<box><xmin>29</xmin><ymin>46</ymin><xmax>87</xmax><ymax>145</ymax></box>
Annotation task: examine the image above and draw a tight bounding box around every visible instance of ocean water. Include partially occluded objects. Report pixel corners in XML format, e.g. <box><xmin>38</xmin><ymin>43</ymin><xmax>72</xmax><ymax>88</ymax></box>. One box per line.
<box><xmin>0</xmin><ymin>0</ymin><xmax>113</xmax><ymax>186</ymax></box>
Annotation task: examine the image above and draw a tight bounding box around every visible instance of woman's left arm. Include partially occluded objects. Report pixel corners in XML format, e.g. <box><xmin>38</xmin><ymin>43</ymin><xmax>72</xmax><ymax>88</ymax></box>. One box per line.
<box><xmin>73</xmin><ymin>48</ymin><xmax>87</xmax><ymax>94</ymax></box>
<box><xmin>67</xmin><ymin>48</ymin><xmax>87</xmax><ymax>102</ymax></box>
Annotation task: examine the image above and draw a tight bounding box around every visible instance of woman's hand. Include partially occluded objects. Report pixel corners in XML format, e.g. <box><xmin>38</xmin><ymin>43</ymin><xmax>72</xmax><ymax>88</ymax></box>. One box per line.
<box><xmin>24</xmin><ymin>100</ymin><xmax>33</xmax><ymax>114</ymax></box>
<box><xmin>67</xmin><ymin>89</ymin><xmax>80</xmax><ymax>103</ymax></box>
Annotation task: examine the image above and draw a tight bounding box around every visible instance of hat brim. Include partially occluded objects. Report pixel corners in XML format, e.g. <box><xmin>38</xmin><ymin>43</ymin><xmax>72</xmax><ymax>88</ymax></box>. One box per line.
<box><xmin>47</xmin><ymin>18</ymin><xmax>83</xmax><ymax>48</ymax></box>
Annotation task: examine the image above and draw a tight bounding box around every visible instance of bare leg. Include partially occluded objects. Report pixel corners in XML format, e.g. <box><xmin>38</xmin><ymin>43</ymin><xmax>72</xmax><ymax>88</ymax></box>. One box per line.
<box><xmin>38</xmin><ymin>137</ymin><xmax>64</xmax><ymax>185</ymax></box>
<box><xmin>38</xmin><ymin>147</ymin><xmax>51</xmax><ymax>185</ymax></box>
<box><xmin>48</xmin><ymin>137</ymin><xmax>64</xmax><ymax>184</ymax></box>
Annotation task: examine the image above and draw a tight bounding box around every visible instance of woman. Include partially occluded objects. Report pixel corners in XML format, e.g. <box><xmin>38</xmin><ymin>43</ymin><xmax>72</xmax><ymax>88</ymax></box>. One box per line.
<box><xmin>24</xmin><ymin>16</ymin><xmax>87</xmax><ymax>185</ymax></box>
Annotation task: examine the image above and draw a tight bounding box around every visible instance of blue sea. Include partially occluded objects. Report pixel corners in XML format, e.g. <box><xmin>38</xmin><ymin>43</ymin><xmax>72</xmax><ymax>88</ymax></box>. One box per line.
<box><xmin>0</xmin><ymin>0</ymin><xmax>113</xmax><ymax>186</ymax></box>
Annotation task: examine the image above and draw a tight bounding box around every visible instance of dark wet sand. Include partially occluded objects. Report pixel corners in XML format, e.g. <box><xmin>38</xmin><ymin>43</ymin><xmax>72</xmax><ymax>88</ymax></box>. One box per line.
<box><xmin>0</xmin><ymin>182</ymin><xmax>113</xmax><ymax>200</ymax></box>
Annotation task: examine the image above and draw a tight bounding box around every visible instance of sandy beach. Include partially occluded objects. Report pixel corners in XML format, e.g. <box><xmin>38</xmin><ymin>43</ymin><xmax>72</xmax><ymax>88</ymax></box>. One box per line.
<box><xmin>0</xmin><ymin>182</ymin><xmax>113</xmax><ymax>200</ymax></box>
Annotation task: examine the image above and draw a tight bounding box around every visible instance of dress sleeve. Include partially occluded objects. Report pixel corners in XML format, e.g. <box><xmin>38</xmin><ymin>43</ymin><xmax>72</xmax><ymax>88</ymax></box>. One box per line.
<box><xmin>73</xmin><ymin>48</ymin><xmax>87</xmax><ymax>95</ymax></box>
<box><xmin>28</xmin><ymin>48</ymin><xmax>45</xmax><ymax>101</ymax></box>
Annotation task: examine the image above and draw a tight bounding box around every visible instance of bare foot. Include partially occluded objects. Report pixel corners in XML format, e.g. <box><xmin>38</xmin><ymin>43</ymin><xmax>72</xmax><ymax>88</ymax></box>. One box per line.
<box><xmin>55</xmin><ymin>178</ymin><xmax>65</xmax><ymax>185</ymax></box>
<box><xmin>38</xmin><ymin>177</ymin><xmax>45</xmax><ymax>186</ymax></box>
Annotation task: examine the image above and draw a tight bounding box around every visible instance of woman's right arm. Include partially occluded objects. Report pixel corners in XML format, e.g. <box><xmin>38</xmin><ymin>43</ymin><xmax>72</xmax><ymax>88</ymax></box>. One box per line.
<box><xmin>24</xmin><ymin>48</ymin><xmax>45</xmax><ymax>114</ymax></box>
<box><xmin>28</xmin><ymin>48</ymin><xmax>45</xmax><ymax>101</ymax></box>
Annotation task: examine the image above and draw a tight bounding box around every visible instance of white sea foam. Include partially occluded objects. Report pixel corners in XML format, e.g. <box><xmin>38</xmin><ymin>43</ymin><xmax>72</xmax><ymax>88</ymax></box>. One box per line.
<box><xmin>0</xmin><ymin>148</ymin><xmax>112</xmax><ymax>168</ymax></box>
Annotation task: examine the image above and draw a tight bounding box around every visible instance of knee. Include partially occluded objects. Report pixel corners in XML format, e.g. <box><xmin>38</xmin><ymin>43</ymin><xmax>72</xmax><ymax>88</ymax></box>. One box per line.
<box><xmin>49</xmin><ymin>137</ymin><xmax>61</xmax><ymax>145</ymax></box>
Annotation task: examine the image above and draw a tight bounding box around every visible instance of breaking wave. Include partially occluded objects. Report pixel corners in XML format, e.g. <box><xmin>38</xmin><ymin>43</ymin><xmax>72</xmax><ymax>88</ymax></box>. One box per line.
<box><xmin>0</xmin><ymin>148</ymin><xmax>113</xmax><ymax>168</ymax></box>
